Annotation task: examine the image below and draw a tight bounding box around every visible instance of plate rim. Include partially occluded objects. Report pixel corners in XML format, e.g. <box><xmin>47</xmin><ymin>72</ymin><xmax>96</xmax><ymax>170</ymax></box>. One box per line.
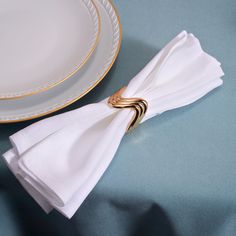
<box><xmin>0</xmin><ymin>0</ymin><xmax>101</xmax><ymax>100</ymax></box>
<box><xmin>0</xmin><ymin>0</ymin><xmax>122</xmax><ymax>123</ymax></box>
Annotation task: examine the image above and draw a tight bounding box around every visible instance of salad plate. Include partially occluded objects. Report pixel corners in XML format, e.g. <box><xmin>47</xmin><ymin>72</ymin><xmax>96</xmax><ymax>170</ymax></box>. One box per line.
<box><xmin>0</xmin><ymin>0</ymin><xmax>100</xmax><ymax>99</ymax></box>
<box><xmin>0</xmin><ymin>0</ymin><xmax>121</xmax><ymax>122</ymax></box>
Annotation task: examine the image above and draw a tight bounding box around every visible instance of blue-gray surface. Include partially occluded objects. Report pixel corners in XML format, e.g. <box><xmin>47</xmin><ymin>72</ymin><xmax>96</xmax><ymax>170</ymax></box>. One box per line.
<box><xmin>0</xmin><ymin>0</ymin><xmax>236</xmax><ymax>235</ymax></box>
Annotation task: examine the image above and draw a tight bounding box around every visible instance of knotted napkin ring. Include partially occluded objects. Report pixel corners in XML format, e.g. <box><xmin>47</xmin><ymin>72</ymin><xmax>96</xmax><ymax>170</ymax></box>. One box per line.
<box><xmin>108</xmin><ymin>87</ymin><xmax>148</xmax><ymax>132</ymax></box>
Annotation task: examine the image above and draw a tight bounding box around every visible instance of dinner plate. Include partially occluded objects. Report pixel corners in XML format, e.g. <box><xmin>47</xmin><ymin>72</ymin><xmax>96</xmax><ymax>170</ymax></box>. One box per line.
<box><xmin>0</xmin><ymin>0</ymin><xmax>121</xmax><ymax>123</ymax></box>
<box><xmin>0</xmin><ymin>0</ymin><xmax>100</xmax><ymax>99</ymax></box>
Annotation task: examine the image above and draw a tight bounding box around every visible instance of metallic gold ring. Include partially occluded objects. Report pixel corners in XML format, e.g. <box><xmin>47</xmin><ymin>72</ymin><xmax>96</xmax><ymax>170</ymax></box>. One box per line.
<box><xmin>108</xmin><ymin>87</ymin><xmax>148</xmax><ymax>132</ymax></box>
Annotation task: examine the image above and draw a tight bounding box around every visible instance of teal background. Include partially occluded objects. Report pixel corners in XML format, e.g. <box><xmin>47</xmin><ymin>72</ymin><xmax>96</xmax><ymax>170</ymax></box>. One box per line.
<box><xmin>0</xmin><ymin>0</ymin><xmax>236</xmax><ymax>235</ymax></box>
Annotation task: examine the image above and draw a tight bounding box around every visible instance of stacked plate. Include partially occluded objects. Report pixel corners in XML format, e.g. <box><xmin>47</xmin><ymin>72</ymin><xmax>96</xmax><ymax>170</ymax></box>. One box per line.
<box><xmin>0</xmin><ymin>0</ymin><xmax>122</xmax><ymax>123</ymax></box>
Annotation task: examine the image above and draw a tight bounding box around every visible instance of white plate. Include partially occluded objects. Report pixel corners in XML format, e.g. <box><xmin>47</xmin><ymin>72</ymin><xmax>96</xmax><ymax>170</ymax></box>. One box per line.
<box><xmin>0</xmin><ymin>0</ymin><xmax>100</xmax><ymax>99</ymax></box>
<box><xmin>0</xmin><ymin>0</ymin><xmax>121</xmax><ymax>123</ymax></box>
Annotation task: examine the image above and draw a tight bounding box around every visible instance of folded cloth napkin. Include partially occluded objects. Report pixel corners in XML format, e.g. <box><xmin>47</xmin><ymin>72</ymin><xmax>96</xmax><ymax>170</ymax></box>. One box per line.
<box><xmin>3</xmin><ymin>31</ymin><xmax>224</xmax><ymax>218</ymax></box>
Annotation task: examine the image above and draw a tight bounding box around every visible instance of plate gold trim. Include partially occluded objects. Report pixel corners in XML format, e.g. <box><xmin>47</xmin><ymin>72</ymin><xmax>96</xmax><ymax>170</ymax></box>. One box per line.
<box><xmin>0</xmin><ymin>0</ymin><xmax>122</xmax><ymax>123</ymax></box>
<box><xmin>0</xmin><ymin>0</ymin><xmax>101</xmax><ymax>100</ymax></box>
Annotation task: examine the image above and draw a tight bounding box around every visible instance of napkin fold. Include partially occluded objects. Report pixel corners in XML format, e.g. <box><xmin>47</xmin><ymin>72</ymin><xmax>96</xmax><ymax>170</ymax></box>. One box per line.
<box><xmin>3</xmin><ymin>31</ymin><xmax>224</xmax><ymax>218</ymax></box>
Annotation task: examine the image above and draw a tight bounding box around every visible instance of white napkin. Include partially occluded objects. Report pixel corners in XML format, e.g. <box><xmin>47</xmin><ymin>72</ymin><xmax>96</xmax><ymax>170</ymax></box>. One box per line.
<box><xmin>2</xmin><ymin>31</ymin><xmax>224</xmax><ymax>218</ymax></box>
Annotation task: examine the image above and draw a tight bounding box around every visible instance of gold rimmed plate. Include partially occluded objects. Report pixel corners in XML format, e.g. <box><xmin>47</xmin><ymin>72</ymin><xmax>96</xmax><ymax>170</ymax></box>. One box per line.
<box><xmin>0</xmin><ymin>0</ymin><xmax>100</xmax><ymax>99</ymax></box>
<box><xmin>0</xmin><ymin>0</ymin><xmax>122</xmax><ymax>123</ymax></box>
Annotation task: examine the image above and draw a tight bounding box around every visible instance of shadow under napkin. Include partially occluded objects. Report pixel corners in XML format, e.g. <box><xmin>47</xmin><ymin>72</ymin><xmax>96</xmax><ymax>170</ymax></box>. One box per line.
<box><xmin>0</xmin><ymin>168</ymin><xmax>81</xmax><ymax>236</ymax></box>
<box><xmin>70</xmin><ymin>191</ymin><xmax>176</xmax><ymax>236</ymax></box>
<box><xmin>131</xmin><ymin>204</ymin><xmax>176</xmax><ymax>236</ymax></box>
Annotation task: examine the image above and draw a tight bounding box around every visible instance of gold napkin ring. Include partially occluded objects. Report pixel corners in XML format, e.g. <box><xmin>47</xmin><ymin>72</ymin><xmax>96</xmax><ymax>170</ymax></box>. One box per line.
<box><xmin>108</xmin><ymin>87</ymin><xmax>148</xmax><ymax>132</ymax></box>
